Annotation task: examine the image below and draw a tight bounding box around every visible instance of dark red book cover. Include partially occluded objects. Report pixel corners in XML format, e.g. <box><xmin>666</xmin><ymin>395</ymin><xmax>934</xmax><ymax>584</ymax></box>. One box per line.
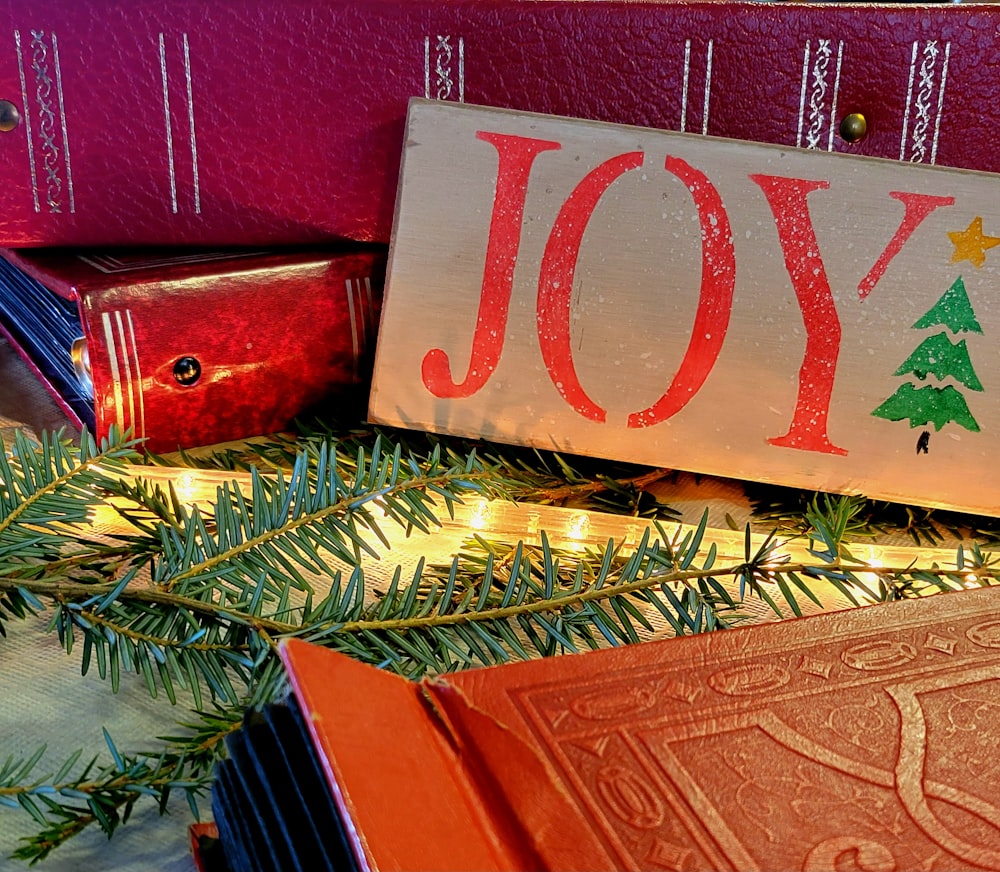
<box><xmin>0</xmin><ymin>248</ymin><xmax>385</xmax><ymax>452</ymax></box>
<box><xmin>2</xmin><ymin>0</ymin><xmax>998</xmax><ymax>246</ymax></box>
<box><xmin>265</xmin><ymin>586</ymin><xmax>1000</xmax><ymax>871</ymax></box>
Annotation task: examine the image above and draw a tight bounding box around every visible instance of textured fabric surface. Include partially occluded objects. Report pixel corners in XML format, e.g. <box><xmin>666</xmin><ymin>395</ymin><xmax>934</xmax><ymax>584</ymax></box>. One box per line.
<box><xmin>0</xmin><ymin>338</ymin><xmax>202</xmax><ymax>871</ymax></box>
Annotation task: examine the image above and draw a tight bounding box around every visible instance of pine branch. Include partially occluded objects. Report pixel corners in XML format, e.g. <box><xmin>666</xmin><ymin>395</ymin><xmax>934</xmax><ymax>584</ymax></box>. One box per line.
<box><xmin>155</xmin><ymin>419</ymin><xmax>682</xmax><ymax>519</ymax></box>
<box><xmin>3</xmin><ymin>422</ymin><xmax>999</xmax><ymax>863</ymax></box>
<box><xmin>748</xmin><ymin>484</ymin><xmax>1000</xmax><ymax>548</ymax></box>
<box><xmin>0</xmin><ymin>710</ymin><xmax>243</xmax><ymax>866</ymax></box>
<box><xmin>0</xmin><ymin>429</ymin><xmax>137</xmax><ymax>565</ymax></box>
<box><xmin>0</xmin><ymin>434</ymin><xmax>514</xmax><ymax>707</ymax></box>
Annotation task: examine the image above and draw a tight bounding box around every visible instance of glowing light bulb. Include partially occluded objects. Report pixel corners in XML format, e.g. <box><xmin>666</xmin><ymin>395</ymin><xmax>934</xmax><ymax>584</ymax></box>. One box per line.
<box><xmin>565</xmin><ymin>512</ymin><xmax>591</xmax><ymax>541</ymax></box>
<box><xmin>469</xmin><ymin>500</ymin><xmax>492</xmax><ymax>531</ymax></box>
<box><xmin>173</xmin><ymin>471</ymin><xmax>202</xmax><ymax>506</ymax></box>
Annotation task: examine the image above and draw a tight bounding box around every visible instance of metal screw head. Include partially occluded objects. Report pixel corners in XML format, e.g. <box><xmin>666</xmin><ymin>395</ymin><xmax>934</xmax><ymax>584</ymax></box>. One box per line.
<box><xmin>839</xmin><ymin>112</ymin><xmax>868</xmax><ymax>144</ymax></box>
<box><xmin>173</xmin><ymin>356</ymin><xmax>202</xmax><ymax>386</ymax></box>
<box><xmin>0</xmin><ymin>100</ymin><xmax>20</xmax><ymax>132</ymax></box>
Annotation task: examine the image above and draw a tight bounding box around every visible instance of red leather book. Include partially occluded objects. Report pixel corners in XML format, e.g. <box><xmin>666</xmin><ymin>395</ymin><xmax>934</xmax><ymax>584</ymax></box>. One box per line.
<box><xmin>0</xmin><ymin>247</ymin><xmax>385</xmax><ymax>452</ymax></box>
<box><xmin>2</xmin><ymin>0</ymin><xmax>998</xmax><ymax>247</ymax></box>
<box><xmin>211</xmin><ymin>586</ymin><xmax>1000</xmax><ymax>871</ymax></box>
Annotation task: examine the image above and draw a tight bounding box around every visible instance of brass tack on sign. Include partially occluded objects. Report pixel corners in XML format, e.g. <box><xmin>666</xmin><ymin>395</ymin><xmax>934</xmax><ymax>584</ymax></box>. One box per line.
<box><xmin>839</xmin><ymin>112</ymin><xmax>868</xmax><ymax>144</ymax></box>
<box><xmin>0</xmin><ymin>100</ymin><xmax>20</xmax><ymax>132</ymax></box>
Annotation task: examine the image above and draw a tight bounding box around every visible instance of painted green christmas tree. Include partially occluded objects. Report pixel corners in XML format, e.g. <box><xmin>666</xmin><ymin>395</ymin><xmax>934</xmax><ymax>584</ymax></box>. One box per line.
<box><xmin>872</xmin><ymin>276</ymin><xmax>983</xmax><ymax>436</ymax></box>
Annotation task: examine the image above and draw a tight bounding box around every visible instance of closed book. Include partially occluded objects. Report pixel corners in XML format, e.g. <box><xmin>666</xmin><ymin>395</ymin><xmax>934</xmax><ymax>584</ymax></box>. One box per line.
<box><xmin>0</xmin><ymin>247</ymin><xmax>385</xmax><ymax>452</ymax></box>
<box><xmin>2</xmin><ymin>1</ymin><xmax>998</xmax><ymax>247</ymax></box>
<box><xmin>210</xmin><ymin>586</ymin><xmax>1000</xmax><ymax>871</ymax></box>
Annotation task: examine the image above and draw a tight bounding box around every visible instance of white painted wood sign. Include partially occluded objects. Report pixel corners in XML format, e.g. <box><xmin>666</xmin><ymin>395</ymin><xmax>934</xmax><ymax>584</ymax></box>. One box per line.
<box><xmin>370</xmin><ymin>99</ymin><xmax>1000</xmax><ymax>516</ymax></box>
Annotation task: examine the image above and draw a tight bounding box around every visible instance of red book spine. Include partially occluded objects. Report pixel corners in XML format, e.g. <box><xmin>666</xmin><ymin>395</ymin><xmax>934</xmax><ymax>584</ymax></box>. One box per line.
<box><xmin>1</xmin><ymin>0</ymin><xmax>996</xmax><ymax>247</ymax></box>
<box><xmin>0</xmin><ymin>248</ymin><xmax>385</xmax><ymax>452</ymax></box>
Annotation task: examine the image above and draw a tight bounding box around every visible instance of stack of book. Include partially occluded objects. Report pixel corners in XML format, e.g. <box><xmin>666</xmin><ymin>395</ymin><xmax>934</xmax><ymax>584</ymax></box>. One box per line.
<box><xmin>3</xmin><ymin>0</ymin><xmax>1000</xmax><ymax>451</ymax></box>
<box><xmin>208</xmin><ymin>583</ymin><xmax>1000</xmax><ymax>871</ymax></box>
<box><xmin>5</xmin><ymin>2</ymin><xmax>1000</xmax><ymax>869</ymax></box>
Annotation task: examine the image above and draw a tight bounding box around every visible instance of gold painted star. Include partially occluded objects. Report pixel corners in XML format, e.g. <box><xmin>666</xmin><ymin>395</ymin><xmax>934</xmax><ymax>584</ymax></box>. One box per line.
<box><xmin>948</xmin><ymin>216</ymin><xmax>1000</xmax><ymax>268</ymax></box>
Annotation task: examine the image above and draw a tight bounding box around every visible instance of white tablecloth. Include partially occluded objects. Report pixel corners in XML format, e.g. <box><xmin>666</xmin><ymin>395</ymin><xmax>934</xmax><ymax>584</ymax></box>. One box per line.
<box><xmin>0</xmin><ymin>338</ymin><xmax>201</xmax><ymax>871</ymax></box>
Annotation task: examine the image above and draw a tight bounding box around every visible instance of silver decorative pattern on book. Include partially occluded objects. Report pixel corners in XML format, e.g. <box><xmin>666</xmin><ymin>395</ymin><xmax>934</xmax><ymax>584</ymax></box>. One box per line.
<box><xmin>424</xmin><ymin>35</ymin><xmax>464</xmax><ymax>102</ymax></box>
<box><xmin>900</xmin><ymin>40</ymin><xmax>951</xmax><ymax>165</ymax></box>
<box><xmin>797</xmin><ymin>39</ymin><xmax>844</xmax><ymax>152</ymax></box>
<box><xmin>13</xmin><ymin>29</ymin><xmax>73</xmax><ymax>213</ymax></box>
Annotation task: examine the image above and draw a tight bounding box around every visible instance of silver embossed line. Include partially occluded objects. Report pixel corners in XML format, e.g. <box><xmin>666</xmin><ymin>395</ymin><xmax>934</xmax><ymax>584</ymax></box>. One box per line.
<box><xmin>101</xmin><ymin>310</ymin><xmax>145</xmax><ymax>441</ymax></box>
<box><xmin>123</xmin><ymin>310</ymin><xmax>146</xmax><ymax>441</ymax></box>
<box><xmin>159</xmin><ymin>33</ymin><xmax>178</xmax><ymax>213</ymax></box>
<box><xmin>796</xmin><ymin>40</ymin><xmax>811</xmax><ymax>148</ymax></box>
<box><xmin>345</xmin><ymin>276</ymin><xmax>376</xmax><ymax>383</ymax></box>
<box><xmin>13</xmin><ymin>30</ymin><xmax>40</xmax><ymax>212</ymax></box>
<box><xmin>680</xmin><ymin>39</ymin><xmax>713</xmax><ymax>135</ymax></box>
<box><xmin>158</xmin><ymin>33</ymin><xmax>200</xmax><ymax>214</ymax></box>
<box><xmin>102</xmin><ymin>312</ymin><xmax>127</xmax><ymax>435</ymax></box>
<box><xmin>424</xmin><ymin>36</ymin><xmax>464</xmax><ymax>101</ymax></box>
<box><xmin>50</xmin><ymin>33</ymin><xmax>75</xmax><ymax>212</ymax></box>
<box><xmin>361</xmin><ymin>276</ymin><xmax>374</xmax><ymax>352</ymax></box>
<box><xmin>900</xmin><ymin>41</ymin><xmax>951</xmax><ymax>164</ymax></box>
<box><xmin>899</xmin><ymin>41</ymin><xmax>919</xmax><ymax>160</ymax></box>
<box><xmin>79</xmin><ymin>251</ymin><xmax>266</xmax><ymax>273</ymax></box>
<box><xmin>346</xmin><ymin>278</ymin><xmax>361</xmax><ymax>382</ymax></box>
<box><xmin>680</xmin><ymin>39</ymin><xmax>692</xmax><ymax>133</ymax></box>
<box><xmin>701</xmin><ymin>39</ymin><xmax>713</xmax><ymax>136</ymax></box>
<box><xmin>183</xmin><ymin>34</ymin><xmax>201</xmax><ymax>213</ymax></box>
<box><xmin>29</xmin><ymin>30</ymin><xmax>64</xmax><ymax>212</ymax></box>
<box><xmin>931</xmin><ymin>42</ymin><xmax>950</xmax><ymax>165</ymax></box>
<box><xmin>826</xmin><ymin>41</ymin><xmax>844</xmax><ymax>152</ymax></box>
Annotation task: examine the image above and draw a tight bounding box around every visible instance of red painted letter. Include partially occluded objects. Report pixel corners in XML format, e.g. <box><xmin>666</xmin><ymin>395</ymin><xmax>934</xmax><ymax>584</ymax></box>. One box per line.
<box><xmin>857</xmin><ymin>191</ymin><xmax>954</xmax><ymax>300</ymax></box>
<box><xmin>628</xmin><ymin>156</ymin><xmax>737</xmax><ymax>428</ymax></box>
<box><xmin>751</xmin><ymin>174</ymin><xmax>846</xmax><ymax>455</ymax></box>
<box><xmin>536</xmin><ymin>151</ymin><xmax>644</xmax><ymax>422</ymax></box>
<box><xmin>421</xmin><ymin>132</ymin><xmax>561</xmax><ymax>398</ymax></box>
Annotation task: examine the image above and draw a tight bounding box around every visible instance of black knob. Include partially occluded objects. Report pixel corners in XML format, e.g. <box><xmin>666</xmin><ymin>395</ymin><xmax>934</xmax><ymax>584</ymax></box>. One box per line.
<box><xmin>173</xmin><ymin>356</ymin><xmax>202</xmax><ymax>386</ymax></box>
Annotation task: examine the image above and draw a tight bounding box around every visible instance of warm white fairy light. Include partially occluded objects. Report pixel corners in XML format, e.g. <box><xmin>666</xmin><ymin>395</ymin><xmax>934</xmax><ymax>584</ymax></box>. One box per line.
<box><xmin>858</xmin><ymin>546</ymin><xmax>885</xmax><ymax>588</ymax></box>
<box><xmin>468</xmin><ymin>499</ymin><xmax>492</xmax><ymax>530</ymax></box>
<box><xmin>85</xmin><ymin>465</ymin><xmax>987</xmax><ymax>621</ymax></box>
<box><xmin>565</xmin><ymin>512</ymin><xmax>592</xmax><ymax>541</ymax></box>
<box><xmin>173</xmin><ymin>470</ymin><xmax>205</xmax><ymax>507</ymax></box>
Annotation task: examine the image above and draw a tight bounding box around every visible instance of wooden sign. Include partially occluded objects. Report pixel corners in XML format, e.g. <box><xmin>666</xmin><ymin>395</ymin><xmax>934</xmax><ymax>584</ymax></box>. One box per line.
<box><xmin>370</xmin><ymin>99</ymin><xmax>1000</xmax><ymax>516</ymax></box>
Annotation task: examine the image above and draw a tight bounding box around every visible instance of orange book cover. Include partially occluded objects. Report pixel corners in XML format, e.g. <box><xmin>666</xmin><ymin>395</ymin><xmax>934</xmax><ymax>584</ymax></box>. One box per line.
<box><xmin>213</xmin><ymin>586</ymin><xmax>1000</xmax><ymax>871</ymax></box>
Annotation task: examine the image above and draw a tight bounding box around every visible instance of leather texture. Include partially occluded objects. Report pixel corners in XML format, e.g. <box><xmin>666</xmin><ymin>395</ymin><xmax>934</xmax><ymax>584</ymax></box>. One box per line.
<box><xmin>281</xmin><ymin>584</ymin><xmax>1000</xmax><ymax>870</ymax></box>
<box><xmin>1</xmin><ymin>248</ymin><xmax>385</xmax><ymax>452</ymax></box>
<box><xmin>1</xmin><ymin>0</ymin><xmax>997</xmax><ymax>246</ymax></box>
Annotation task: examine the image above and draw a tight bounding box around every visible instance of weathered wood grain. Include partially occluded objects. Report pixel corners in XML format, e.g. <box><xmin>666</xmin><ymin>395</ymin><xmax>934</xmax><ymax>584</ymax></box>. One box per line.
<box><xmin>371</xmin><ymin>99</ymin><xmax>1000</xmax><ymax>515</ymax></box>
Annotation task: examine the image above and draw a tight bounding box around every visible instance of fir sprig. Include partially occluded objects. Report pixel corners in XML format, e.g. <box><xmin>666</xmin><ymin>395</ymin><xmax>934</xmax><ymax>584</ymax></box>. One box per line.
<box><xmin>153</xmin><ymin>418</ymin><xmax>682</xmax><ymax>519</ymax></box>
<box><xmin>1</xmin><ymin>424</ymin><xmax>998</xmax><ymax>863</ymax></box>
<box><xmin>0</xmin><ymin>710</ymin><xmax>243</xmax><ymax>865</ymax></box>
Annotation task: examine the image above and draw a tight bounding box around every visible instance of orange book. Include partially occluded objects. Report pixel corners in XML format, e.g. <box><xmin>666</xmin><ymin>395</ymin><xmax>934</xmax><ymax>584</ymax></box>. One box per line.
<box><xmin>209</xmin><ymin>586</ymin><xmax>1000</xmax><ymax>871</ymax></box>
